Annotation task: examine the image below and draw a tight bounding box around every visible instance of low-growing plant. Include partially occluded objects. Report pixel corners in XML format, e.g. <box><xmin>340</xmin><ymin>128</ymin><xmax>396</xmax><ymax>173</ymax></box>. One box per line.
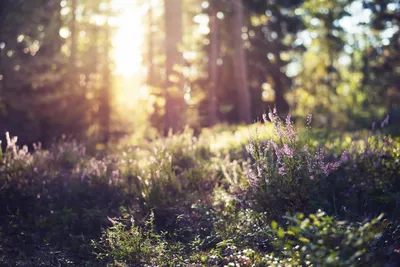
<box><xmin>271</xmin><ymin>211</ymin><xmax>386</xmax><ymax>266</ymax></box>
<box><xmin>92</xmin><ymin>212</ymin><xmax>185</xmax><ymax>266</ymax></box>
<box><xmin>246</xmin><ymin>111</ymin><xmax>344</xmax><ymax>216</ymax></box>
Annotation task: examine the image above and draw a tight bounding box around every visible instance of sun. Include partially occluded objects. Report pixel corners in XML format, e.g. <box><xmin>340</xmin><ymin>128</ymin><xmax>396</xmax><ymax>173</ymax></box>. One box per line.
<box><xmin>112</xmin><ymin>1</ymin><xmax>146</xmax><ymax>77</ymax></box>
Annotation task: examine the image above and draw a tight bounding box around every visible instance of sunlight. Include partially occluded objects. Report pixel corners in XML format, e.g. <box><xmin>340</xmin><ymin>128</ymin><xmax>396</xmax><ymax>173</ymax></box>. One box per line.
<box><xmin>110</xmin><ymin>1</ymin><xmax>151</xmax><ymax>108</ymax></box>
<box><xmin>112</xmin><ymin>1</ymin><xmax>146</xmax><ymax>77</ymax></box>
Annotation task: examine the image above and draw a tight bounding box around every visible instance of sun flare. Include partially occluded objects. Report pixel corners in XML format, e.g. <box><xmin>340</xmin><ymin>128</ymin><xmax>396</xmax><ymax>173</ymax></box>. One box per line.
<box><xmin>112</xmin><ymin>1</ymin><xmax>146</xmax><ymax>77</ymax></box>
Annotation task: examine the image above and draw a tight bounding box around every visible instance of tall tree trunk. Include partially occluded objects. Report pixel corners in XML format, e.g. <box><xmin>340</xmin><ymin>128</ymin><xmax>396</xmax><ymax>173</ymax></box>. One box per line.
<box><xmin>232</xmin><ymin>0</ymin><xmax>252</xmax><ymax>124</ymax></box>
<box><xmin>70</xmin><ymin>0</ymin><xmax>77</xmax><ymax>79</ymax></box>
<box><xmin>0</xmin><ymin>3</ymin><xmax>5</xmax><ymax>102</ymax></box>
<box><xmin>271</xmin><ymin>68</ymin><xmax>289</xmax><ymax>116</ymax></box>
<box><xmin>101</xmin><ymin>0</ymin><xmax>111</xmax><ymax>143</ymax></box>
<box><xmin>164</xmin><ymin>0</ymin><xmax>184</xmax><ymax>134</ymax></box>
<box><xmin>69</xmin><ymin>0</ymin><xmax>87</xmax><ymax>136</ymax></box>
<box><xmin>148</xmin><ymin>2</ymin><xmax>154</xmax><ymax>86</ymax></box>
<box><xmin>208</xmin><ymin>7</ymin><xmax>219</xmax><ymax>126</ymax></box>
<box><xmin>39</xmin><ymin>0</ymin><xmax>63</xmax><ymax>143</ymax></box>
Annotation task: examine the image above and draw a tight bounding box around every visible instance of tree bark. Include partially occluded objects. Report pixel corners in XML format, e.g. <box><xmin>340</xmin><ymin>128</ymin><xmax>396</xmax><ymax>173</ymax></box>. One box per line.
<box><xmin>148</xmin><ymin>2</ymin><xmax>154</xmax><ymax>86</ymax></box>
<box><xmin>208</xmin><ymin>7</ymin><xmax>219</xmax><ymax>126</ymax></box>
<box><xmin>101</xmin><ymin>0</ymin><xmax>111</xmax><ymax>143</ymax></box>
<box><xmin>164</xmin><ymin>0</ymin><xmax>184</xmax><ymax>133</ymax></box>
<box><xmin>70</xmin><ymin>0</ymin><xmax>77</xmax><ymax>77</ymax></box>
<box><xmin>232</xmin><ymin>0</ymin><xmax>252</xmax><ymax>124</ymax></box>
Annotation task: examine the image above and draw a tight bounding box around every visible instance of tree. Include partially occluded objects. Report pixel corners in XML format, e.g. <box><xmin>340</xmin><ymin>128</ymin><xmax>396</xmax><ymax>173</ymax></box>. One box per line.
<box><xmin>232</xmin><ymin>0</ymin><xmax>252</xmax><ymax>123</ymax></box>
<box><xmin>0</xmin><ymin>0</ymin><xmax>68</xmax><ymax>144</ymax></box>
<box><xmin>164</xmin><ymin>0</ymin><xmax>185</xmax><ymax>133</ymax></box>
<box><xmin>208</xmin><ymin>5</ymin><xmax>220</xmax><ymax>126</ymax></box>
<box><xmin>99</xmin><ymin>0</ymin><xmax>112</xmax><ymax>143</ymax></box>
<box><xmin>147</xmin><ymin>1</ymin><xmax>155</xmax><ymax>87</ymax></box>
<box><xmin>244</xmin><ymin>0</ymin><xmax>304</xmax><ymax>117</ymax></box>
<box><xmin>290</xmin><ymin>0</ymin><xmax>350</xmax><ymax>127</ymax></box>
<box><xmin>363</xmin><ymin>0</ymin><xmax>400</xmax><ymax>119</ymax></box>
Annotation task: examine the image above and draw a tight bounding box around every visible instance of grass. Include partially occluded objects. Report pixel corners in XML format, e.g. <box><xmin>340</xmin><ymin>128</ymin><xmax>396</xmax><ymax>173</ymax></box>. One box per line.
<box><xmin>0</xmin><ymin>115</ymin><xmax>399</xmax><ymax>266</ymax></box>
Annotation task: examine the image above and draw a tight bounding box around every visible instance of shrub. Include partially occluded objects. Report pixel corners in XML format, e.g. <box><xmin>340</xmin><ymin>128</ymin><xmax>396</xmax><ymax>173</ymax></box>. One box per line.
<box><xmin>246</xmin><ymin>111</ymin><xmax>344</xmax><ymax>216</ymax></box>
<box><xmin>92</xmin><ymin>213</ymin><xmax>185</xmax><ymax>266</ymax></box>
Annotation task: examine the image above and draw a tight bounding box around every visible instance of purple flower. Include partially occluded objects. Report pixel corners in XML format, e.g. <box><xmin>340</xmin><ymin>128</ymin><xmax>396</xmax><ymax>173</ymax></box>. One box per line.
<box><xmin>323</xmin><ymin>162</ymin><xmax>341</xmax><ymax>176</ymax></box>
<box><xmin>306</xmin><ymin>114</ymin><xmax>312</xmax><ymax>126</ymax></box>
<box><xmin>248</xmin><ymin>169</ymin><xmax>259</xmax><ymax>188</ymax></box>
<box><xmin>315</xmin><ymin>147</ymin><xmax>325</xmax><ymax>170</ymax></box>
<box><xmin>279</xmin><ymin>167</ymin><xmax>286</xmax><ymax>175</ymax></box>
<box><xmin>283</xmin><ymin>144</ymin><xmax>294</xmax><ymax>158</ymax></box>
<box><xmin>262</xmin><ymin>113</ymin><xmax>268</xmax><ymax>123</ymax></box>
<box><xmin>272</xmin><ymin>141</ymin><xmax>282</xmax><ymax>160</ymax></box>
<box><xmin>285</xmin><ymin>114</ymin><xmax>292</xmax><ymax>126</ymax></box>
<box><xmin>381</xmin><ymin>114</ymin><xmax>389</xmax><ymax>128</ymax></box>
<box><xmin>340</xmin><ymin>150</ymin><xmax>349</xmax><ymax>163</ymax></box>
<box><xmin>268</xmin><ymin>112</ymin><xmax>276</xmax><ymax>122</ymax></box>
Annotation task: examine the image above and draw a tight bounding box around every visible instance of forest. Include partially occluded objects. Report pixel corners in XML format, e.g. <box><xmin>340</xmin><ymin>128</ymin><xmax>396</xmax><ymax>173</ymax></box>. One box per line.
<box><xmin>0</xmin><ymin>0</ymin><xmax>399</xmax><ymax>266</ymax></box>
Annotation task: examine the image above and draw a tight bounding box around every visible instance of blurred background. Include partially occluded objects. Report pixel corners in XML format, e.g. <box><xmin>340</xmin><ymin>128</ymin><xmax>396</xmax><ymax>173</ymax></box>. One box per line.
<box><xmin>0</xmin><ymin>0</ymin><xmax>399</xmax><ymax>147</ymax></box>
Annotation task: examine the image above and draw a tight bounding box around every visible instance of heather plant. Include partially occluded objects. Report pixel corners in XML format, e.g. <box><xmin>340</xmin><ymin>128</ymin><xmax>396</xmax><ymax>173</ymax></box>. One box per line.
<box><xmin>118</xmin><ymin>128</ymin><xmax>224</xmax><ymax>213</ymax></box>
<box><xmin>50</xmin><ymin>137</ymin><xmax>87</xmax><ymax>170</ymax></box>
<box><xmin>0</xmin><ymin>132</ymin><xmax>33</xmax><ymax>184</ymax></box>
<box><xmin>246</xmin><ymin>110</ymin><xmax>344</xmax><ymax>216</ymax></box>
<box><xmin>0</xmin><ymin>134</ymin><xmax>131</xmax><ymax>265</ymax></box>
<box><xmin>1</xmin><ymin>123</ymin><xmax>399</xmax><ymax>266</ymax></box>
<box><xmin>325</xmin><ymin>135</ymin><xmax>400</xmax><ymax>219</ymax></box>
<box><xmin>92</xmin><ymin>213</ymin><xmax>186</xmax><ymax>266</ymax></box>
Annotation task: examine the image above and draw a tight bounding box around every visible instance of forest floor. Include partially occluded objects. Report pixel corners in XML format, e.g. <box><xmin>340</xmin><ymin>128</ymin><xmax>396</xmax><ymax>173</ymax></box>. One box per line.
<box><xmin>1</xmin><ymin>115</ymin><xmax>400</xmax><ymax>266</ymax></box>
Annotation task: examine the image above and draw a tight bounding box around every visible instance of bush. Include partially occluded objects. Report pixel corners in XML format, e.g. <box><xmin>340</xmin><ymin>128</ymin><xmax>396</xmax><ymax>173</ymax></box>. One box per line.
<box><xmin>246</xmin><ymin>111</ymin><xmax>344</xmax><ymax>216</ymax></box>
<box><xmin>92</xmin><ymin>213</ymin><xmax>185</xmax><ymax>266</ymax></box>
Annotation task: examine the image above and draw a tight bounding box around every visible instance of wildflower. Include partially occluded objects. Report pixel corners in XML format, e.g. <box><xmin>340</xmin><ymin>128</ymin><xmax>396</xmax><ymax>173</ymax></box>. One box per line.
<box><xmin>107</xmin><ymin>217</ymin><xmax>117</xmax><ymax>225</ymax></box>
<box><xmin>279</xmin><ymin>167</ymin><xmax>286</xmax><ymax>175</ymax></box>
<box><xmin>112</xmin><ymin>170</ymin><xmax>119</xmax><ymax>180</ymax></box>
<box><xmin>306</xmin><ymin>114</ymin><xmax>312</xmax><ymax>126</ymax></box>
<box><xmin>268</xmin><ymin>111</ymin><xmax>275</xmax><ymax>122</ymax></box>
<box><xmin>315</xmin><ymin>147</ymin><xmax>325</xmax><ymax>170</ymax></box>
<box><xmin>257</xmin><ymin>164</ymin><xmax>263</xmax><ymax>177</ymax></box>
<box><xmin>323</xmin><ymin>162</ymin><xmax>341</xmax><ymax>176</ymax></box>
<box><xmin>340</xmin><ymin>150</ymin><xmax>349</xmax><ymax>163</ymax></box>
<box><xmin>285</xmin><ymin>113</ymin><xmax>292</xmax><ymax>126</ymax></box>
<box><xmin>80</xmin><ymin>170</ymin><xmax>87</xmax><ymax>183</ymax></box>
<box><xmin>303</xmin><ymin>146</ymin><xmax>314</xmax><ymax>173</ymax></box>
<box><xmin>5</xmin><ymin>132</ymin><xmax>18</xmax><ymax>155</ymax></box>
<box><xmin>283</xmin><ymin>144</ymin><xmax>294</xmax><ymax>158</ymax></box>
<box><xmin>248</xmin><ymin>169</ymin><xmax>259</xmax><ymax>188</ymax></box>
<box><xmin>271</xmin><ymin>141</ymin><xmax>282</xmax><ymax>161</ymax></box>
<box><xmin>268</xmin><ymin>108</ymin><xmax>278</xmax><ymax>123</ymax></box>
<box><xmin>246</xmin><ymin>144</ymin><xmax>255</xmax><ymax>154</ymax></box>
<box><xmin>381</xmin><ymin>114</ymin><xmax>389</xmax><ymax>128</ymax></box>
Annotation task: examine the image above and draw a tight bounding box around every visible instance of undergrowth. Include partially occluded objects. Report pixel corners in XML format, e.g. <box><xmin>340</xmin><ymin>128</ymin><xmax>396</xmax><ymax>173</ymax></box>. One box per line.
<box><xmin>0</xmin><ymin>115</ymin><xmax>399</xmax><ymax>266</ymax></box>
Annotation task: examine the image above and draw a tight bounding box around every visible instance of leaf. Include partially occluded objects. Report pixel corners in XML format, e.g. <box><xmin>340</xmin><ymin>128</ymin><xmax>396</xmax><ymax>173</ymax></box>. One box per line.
<box><xmin>299</xmin><ymin>237</ymin><xmax>310</xmax><ymax>243</ymax></box>
<box><xmin>216</xmin><ymin>239</ymin><xmax>233</xmax><ymax>248</ymax></box>
<box><xmin>277</xmin><ymin>228</ymin><xmax>285</xmax><ymax>238</ymax></box>
<box><xmin>287</xmin><ymin>230</ymin><xmax>295</xmax><ymax>236</ymax></box>
<box><xmin>271</xmin><ymin>220</ymin><xmax>278</xmax><ymax>230</ymax></box>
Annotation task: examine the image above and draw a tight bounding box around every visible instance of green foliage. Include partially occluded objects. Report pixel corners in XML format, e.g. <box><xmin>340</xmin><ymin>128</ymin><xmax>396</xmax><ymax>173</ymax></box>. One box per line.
<box><xmin>92</xmin><ymin>213</ymin><xmax>185</xmax><ymax>266</ymax></box>
<box><xmin>1</xmin><ymin>122</ymin><xmax>400</xmax><ymax>266</ymax></box>
<box><xmin>246</xmin><ymin>111</ymin><xmax>343</xmax><ymax>216</ymax></box>
<box><xmin>272</xmin><ymin>211</ymin><xmax>386</xmax><ymax>266</ymax></box>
